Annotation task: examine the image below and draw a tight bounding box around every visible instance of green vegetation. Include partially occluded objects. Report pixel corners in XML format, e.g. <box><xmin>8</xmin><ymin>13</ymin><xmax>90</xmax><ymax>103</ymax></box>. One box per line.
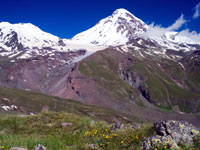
<box><xmin>129</xmin><ymin>57</ymin><xmax>200</xmax><ymax>112</ymax></box>
<box><xmin>0</xmin><ymin>112</ymin><xmax>199</xmax><ymax>150</ymax></box>
<box><xmin>79</xmin><ymin>53</ymin><xmax>139</xmax><ymax>102</ymax></box>
<box><xmin>0</xmin><ymin>111</ymin><xmax>155</xmax><ymax>150</ymax></box>
<box><xmin>79</xmin><ymin>50</ymin><xmax>200</xmax><ymax>112</ymax></box>
<box><xmin>0</xmin><ymin>86</ymin><xmax>129</xmax><ymax>123</ymax></box>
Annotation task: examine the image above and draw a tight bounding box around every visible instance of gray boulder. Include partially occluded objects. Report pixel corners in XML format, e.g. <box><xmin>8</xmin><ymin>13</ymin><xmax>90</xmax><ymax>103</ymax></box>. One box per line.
<box><xmin>154</xmin><ymin>120</ymin><xmax>199</xmax><ymax>144</ymax></box>
<box><xmin>142</xmin><ymin>120</ymin><xmax>200</xmax><ymax>150</ymax></box>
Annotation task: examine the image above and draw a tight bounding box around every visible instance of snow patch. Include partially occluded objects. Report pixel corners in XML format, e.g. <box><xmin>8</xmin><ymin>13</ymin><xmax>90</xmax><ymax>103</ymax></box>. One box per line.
<box><xmin>3</xmin><ymin>98</ymin><xmax>10</xmax><ymax>101</ymax></box>
<box><xmin>179</xmin><ymin>62</ymin><xmax>185</xmax><ymax>70</ymax></box>
<box><xmin>1</xmin><ymin>105</ymin><xmax>17</xmax><ymax>111</ymax></box>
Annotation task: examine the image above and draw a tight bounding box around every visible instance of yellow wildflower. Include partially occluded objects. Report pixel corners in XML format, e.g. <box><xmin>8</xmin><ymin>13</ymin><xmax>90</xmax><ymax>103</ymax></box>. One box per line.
<box><xmin>136</xmin><ymin>135</ymin><xmax>139</xmax><ymax>140</ymax></box>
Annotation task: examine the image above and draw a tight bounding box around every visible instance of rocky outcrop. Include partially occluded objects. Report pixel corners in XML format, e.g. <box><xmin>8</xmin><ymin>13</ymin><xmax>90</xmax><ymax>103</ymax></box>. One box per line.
<box><xmin>142</xmin><ymin>120</ymin><xmax>200</xmax><ymax>150</ymax></box>
<box><xmin>118</xmin><ymin>57</ymin><xmax>153</xmax><ymax>104</ymax></box>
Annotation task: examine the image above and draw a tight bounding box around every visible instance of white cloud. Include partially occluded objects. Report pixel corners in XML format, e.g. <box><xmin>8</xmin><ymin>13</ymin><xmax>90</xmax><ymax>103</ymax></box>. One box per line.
<box><xmin>142</xmin><ymin>3</ymin><xmax>200</xmax><ymax>44</ymax></box>
<box><xmin>177</xmin><ymin>29</ymin><xmax>200</xmax><ymax>43</ymax></box>
<box><xmin>193</xmin><ymin>2</ymin><xmax>200</xmax><ymax>19</ymax></box>
<box><xmin>143</xmin><ymin>14</ymin><xmax>187</xmax><ymax>39</ymax></box>
<box><xmin>167</xmin><ymin>14</ymin><xmax>186</xmax><ymax>30</ymax></box>
<box><xmin>143</xmin><ymin>14</ymin><xmax>200</xmax><ymax>44</ymax></box>
<box><xmin>143</xmin><ymin>23</ymin><xmax>168</xmax><ymax>39</ymax></box>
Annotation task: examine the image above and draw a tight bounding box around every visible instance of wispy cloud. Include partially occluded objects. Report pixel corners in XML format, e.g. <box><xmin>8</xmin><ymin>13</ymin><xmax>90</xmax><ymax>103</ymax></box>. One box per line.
<box><xmin>143</xmin><ymin>3</ymin><xmax>200</xmax><ymax>44</ymax></box>
<box><xmin>193</xmin><ymin>2</ymin><xmax>200</xmax><ymax>19</ymax></box>
<box><xmin>143</xmin><ymin>14</ymin><xmax>187</xmax><ymax>39</ymax></box>
<box><xmin>167</xmin><ymin>14</ymin><xmax>186</xmax><ymax>30</ymax></box>
<box><xmin>177</xmin><ymin>29</ymin><xmax>200</xmax><ymax>42</ymax></box>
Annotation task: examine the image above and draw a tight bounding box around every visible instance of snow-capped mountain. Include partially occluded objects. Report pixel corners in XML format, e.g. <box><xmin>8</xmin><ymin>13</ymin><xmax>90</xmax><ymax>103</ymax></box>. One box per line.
<box><xmin>71</xmin><ymin>8</ymin><xmax>200</xmax><ymax>52</ymax></box>
<box><xmin>0</xmin><ymin>8</ymin><xmax>199</xmax><ymax>61</ymax></box>
<box><xmin>0</xmin><ymin>22</ymin><xmax>106</xmax><ymax>61</ymax></box>
<box><xmin>71</xmin><ymin>8</ymin><xmax>148</xmax><ymax>46</ymax></box>
<box><xmin>0</xmin><ymin>22</ymin><xmax>62</xmax><ymax>51</ymax></box>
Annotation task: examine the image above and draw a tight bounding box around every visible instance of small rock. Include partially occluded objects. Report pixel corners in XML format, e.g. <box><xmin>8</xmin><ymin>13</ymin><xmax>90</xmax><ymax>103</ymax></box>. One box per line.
<box><xmin>90</xmin><ymin>120</ymin><xmax>96</xmax><ymax>127</ymax></box>
<box><xmin>132</xmin><ymin>123</ymin><xmax>141</xmax><ymax>129</ymax></box>
<box><xmin>30</xmin><ymin>112</ymin><xmax>35</xmax><ymax>116</ymax></box>
<box><xmin>34</xmin><ymin>144</ymin><xmax>46</xmax><ymax>150</ymax></box>
<box><xmin>61</xmin><ymin>122</ymin><xmax>73</xmax><ymax>128</ymax></box>
<box><xmin>85</xmin><ymin>143</ymin><xmax>98</xmax><ymax>149</ymax></box>
<box><xmin>10</xmin><ymin>147</ymin><xmax>27</xmax><ymax>150</ymax></box>
<box><xmin>110</xmin><ymin>122</ymin><xmax>122</xmax><ymax>130</ymax></box>
<box><xmin>110</xmin><ymin>122</ymin><xmax>132</xmax><ymax>131</ymax></box>
<box><xmin>42</xmin><ymin>105</ymin><xmax>49</xmax><ymax>112</ymax></box>
<box><xmin>46</xmin><ymin>123</ymin><xmax>53</xmax><ymax>127</ymax></box>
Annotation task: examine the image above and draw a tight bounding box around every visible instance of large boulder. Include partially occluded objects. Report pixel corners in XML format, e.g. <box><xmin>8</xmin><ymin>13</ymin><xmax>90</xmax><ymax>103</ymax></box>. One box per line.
<box><xmin>142</xmin><ymin>120</ymin><xmax>200</xmax><ymax>150</ymax></box>
<box><xmin>154</xmin><ymin>120</ymin><xmax>199</xmax><ymax>144</ymax></box>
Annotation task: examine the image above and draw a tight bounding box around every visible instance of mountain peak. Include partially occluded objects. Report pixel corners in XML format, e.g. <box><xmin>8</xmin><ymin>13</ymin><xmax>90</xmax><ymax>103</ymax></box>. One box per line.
<box><xmin>71</xmin><ymin>8</ymin><xmax>147</xmax><ymax>46</ymax></box>
<box><xmin>112</xmin><ymin>8</ymin><xmax>131</xmax><ymax>15</ymax></box>
<box><xmin>111</xmin><ymin>8</ymin><xmax>143</xmax><ymax>22</ymax></box>
<box><xmin>0</xmin><ymin>22</ymin><xmax>60</xmax><ymax>51</ymax></box>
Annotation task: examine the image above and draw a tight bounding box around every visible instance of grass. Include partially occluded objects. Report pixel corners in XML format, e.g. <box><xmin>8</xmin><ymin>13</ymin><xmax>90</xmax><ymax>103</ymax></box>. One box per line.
<box><xmin>0</xmin><ymin>112</ymin><xmax>199</xmax><ymax>150</ymax></box>
<box><xmin>158</xmin><ymin>105</ymin><xmax>173</xmax><ymax>112</ymax></box>
<box><xmin>0</xmin><ymin>86</ymin><xmax>131</xmax><ymax>123</ymax></box>
<box><xmin>129</xmin><ymin>56</ymin><xmax>200</xmax><ymax>112</ymax></box>
<box><xmin>79</xmin><ymin>51</ymin><xmax>200</xmax><ymax>112</ymax></box>
<box><xmin>79</xmin><ymin>54</ymin><xmax>139</xmax><ymax>102</ymax></box>
<box><xmin>0</xmin><ymin>111</ymin><xmax>155</xmax><ymax>150</ymax></box>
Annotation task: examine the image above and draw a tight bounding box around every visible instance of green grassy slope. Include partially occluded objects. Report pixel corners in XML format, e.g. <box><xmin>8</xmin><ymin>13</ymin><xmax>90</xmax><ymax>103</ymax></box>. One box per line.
<box><xmin>78</xmin><ymin>48</ymin><xmax>200</xmax><ymax>113</ymax></box>
<box><xmin>0</xmin><ymin>111</ymin><xmax>199</xmax><ymax>150</ymax></box>
<box><xmin>0</xmin><ymin>86</ymin><xmax>130</xmax><ymax>123</ymax></box>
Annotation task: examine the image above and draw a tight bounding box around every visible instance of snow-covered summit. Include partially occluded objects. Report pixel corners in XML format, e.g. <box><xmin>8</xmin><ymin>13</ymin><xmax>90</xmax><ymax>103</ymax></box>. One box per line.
<box><xmin>0</xmin><ymin>22</ymin><xmax>61</xmax><ymax>51</ymax></box>
<box><xmin>0</xmin><ymin>22</ymin><xmax>107</xmax><ymax>61</ymax></box>
<box><xmin>71</xmin><ymin>8</ymin><xmax>148</xmax><ymax>46</ymax></box>
<box><xmin>71</xmin><ymin>8</ymin><xmax>200</xmax><ymax>48</ymax></box>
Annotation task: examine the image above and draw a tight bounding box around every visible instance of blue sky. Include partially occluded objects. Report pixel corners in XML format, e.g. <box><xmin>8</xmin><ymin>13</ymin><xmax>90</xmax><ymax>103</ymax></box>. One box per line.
<box><xmin>0</xmin><ymin>0</ymin><xmax>199</xmax><ymax>38</ymax></box>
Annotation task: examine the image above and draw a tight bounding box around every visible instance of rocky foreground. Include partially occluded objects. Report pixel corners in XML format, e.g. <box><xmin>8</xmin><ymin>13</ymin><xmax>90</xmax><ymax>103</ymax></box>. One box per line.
<box><xmin>0</xmin><ymin>111</ymin><xmax>199</xmax><ymax>150</ymax></box>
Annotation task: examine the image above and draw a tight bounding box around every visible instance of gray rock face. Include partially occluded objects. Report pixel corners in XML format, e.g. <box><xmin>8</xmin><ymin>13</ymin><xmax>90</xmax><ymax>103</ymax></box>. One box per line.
<box><xmin>142</xmin><ymin>120</ymin><xmax>200</xmax><ymax>150</ymax></box>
